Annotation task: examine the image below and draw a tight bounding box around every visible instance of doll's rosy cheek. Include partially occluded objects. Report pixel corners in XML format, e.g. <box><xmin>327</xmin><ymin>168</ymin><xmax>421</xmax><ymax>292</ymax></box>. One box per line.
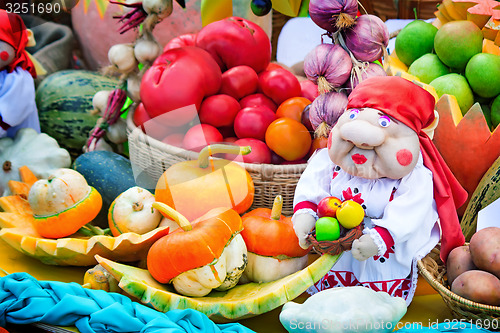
<box><xmin>327</xmin><ymin>130</ymin><xmax>333</xmax><ymax>149</ymax></box>
<box><xmin>0</xmin><ymin>51</ymin><xmax>9</xmax><ymax>61</ymax></box>
<box><xmin>396</xmin><ymin>149</ymin><xmax>413</xmax><ymax>166</ymax></box>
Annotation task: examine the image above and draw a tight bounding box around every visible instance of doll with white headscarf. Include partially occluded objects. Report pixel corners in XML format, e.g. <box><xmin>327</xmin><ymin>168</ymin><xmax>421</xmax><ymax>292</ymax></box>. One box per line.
<box><xmin>0</xmin><ymin>10</ymin><xmax>39</xmax><ymax>138</ymax></box>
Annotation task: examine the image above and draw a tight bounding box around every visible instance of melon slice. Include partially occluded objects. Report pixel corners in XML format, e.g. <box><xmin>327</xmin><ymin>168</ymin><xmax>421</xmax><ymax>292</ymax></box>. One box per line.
<box><xmin>483</xmin><ymin>38</ymin><xmax>500</xmax><ymax>54</ymax></box>
<box><xmin>451</xmin><ymin>0</ymin><xmax>500</xmax><ymax>29</ymax></box>
<box><xmin>95</xmin><ymin>252</ymin><xmax>340</xmax><ymax>323</ymax></box>
<box><xmin>0</xmin><ymin>194</ymin><xmax>170</xmax><ymax>266</ymax></box>
<box><xmin>432</xmin><ymin>95</ymin><xmax>500</xmax><ymax>215</ymax></box>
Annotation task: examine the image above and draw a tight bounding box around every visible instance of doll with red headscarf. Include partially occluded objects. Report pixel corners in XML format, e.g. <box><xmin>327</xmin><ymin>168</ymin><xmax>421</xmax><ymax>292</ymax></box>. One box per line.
<box><xmin>0</xmin><ymin>10</ymin><xmax>39</xmax><ymax>138</ymax></box>
<box><xmin>292</xmin><ymin>76</ymin><xmax>467</xmax><ymax>305</ymax></box>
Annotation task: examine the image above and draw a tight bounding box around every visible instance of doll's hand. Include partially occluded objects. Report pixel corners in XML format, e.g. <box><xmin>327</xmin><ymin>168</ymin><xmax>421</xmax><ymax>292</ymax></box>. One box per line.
<box><xmin>351</xmin><ymin>234</ymin><xmax>378</xmax><ymax>261</ymax></box>
<box><xmin>292</xmin><ymin>213</ymin><xmax>316</xmax><ymax>249</ymax></box>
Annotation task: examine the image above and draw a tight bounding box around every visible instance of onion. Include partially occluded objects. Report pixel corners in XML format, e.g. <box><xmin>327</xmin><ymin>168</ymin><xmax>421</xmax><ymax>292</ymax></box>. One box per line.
<box><xmin>303</xmin><ymin>43</ymin><xmax>353</xmax><ymax>94</ymax></box>
<box><xmin>309</xmin><ymin>91</ymin><xmax>348</xmax><ymax>138</ymax></box>
<box><xmin>108</xmin><ymin>43</ymin><xmax>138</xmax><ymax>73</ymax></box>
<box><xmin>134</xmin><ymin>38</ymin><xmax>161</xmax><ymax>64</ymax></box>
<box><xmin>142</xmin><ymin>0</ymin><xmax>173</xmax><ymax>19</ymax></box>
<box><xmin>342</xmin><ymin>14</ymin><xmax>389</xmax><ymax>63</ymax></box>
<box><xmin>345</xmin><ymin>62</ymin><xmax>387</xmax><ymax>93</ymax></box>
<box><xmin>309</xmin><ymin>0</ymin><xmax>358</xmax><ymax>33</ymax></box>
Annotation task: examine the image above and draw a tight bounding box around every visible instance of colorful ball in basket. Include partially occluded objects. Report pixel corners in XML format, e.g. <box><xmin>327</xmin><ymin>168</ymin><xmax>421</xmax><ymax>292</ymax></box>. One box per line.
<box><xmin>336</xmin><ymin>200</ymin><xmax>364</xmax><ymax>229</ymax></box>
<box><xmin>154</xmin><ymin>144</ymin><xmax>255</xmax><ymax>221</ymax></box>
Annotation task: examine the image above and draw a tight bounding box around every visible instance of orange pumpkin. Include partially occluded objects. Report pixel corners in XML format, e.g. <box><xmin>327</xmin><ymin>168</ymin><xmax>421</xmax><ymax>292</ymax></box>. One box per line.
<box><xmin>155</xmin><ymin>144</ymin><xmax>254</xmax><ymax>221</ymax></box>
<box><xmin>28</xmin><ymin>168</ymin><xmax>102</xmax><ymax>239</ymax></box>
<box><xmin>147</xmin><ymin>202</ymin><xmax>244</xmax><ymax>284</ymax></box>
<box><xmin>241</xmin><ymin>195</ymin><xmax>310</xmax><ymax>258</ymax></box>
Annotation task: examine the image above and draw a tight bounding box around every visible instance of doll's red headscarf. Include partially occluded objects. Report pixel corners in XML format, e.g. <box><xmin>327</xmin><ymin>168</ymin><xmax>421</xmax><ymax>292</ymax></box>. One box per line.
<box><xmin>0</xmin><ymin>10</ymin><xmax>36</xmax><ymax>78</ymax></box>
<box><xmin>346</xmin><ymin>76</ymin><xmax>467</xmax><ymax>263</ymax></box>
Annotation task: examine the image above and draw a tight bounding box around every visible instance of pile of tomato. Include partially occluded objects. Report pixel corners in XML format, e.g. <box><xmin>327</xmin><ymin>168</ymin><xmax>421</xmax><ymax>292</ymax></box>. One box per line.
<box><xmin>132</xmin><ymin>17</ymin><xmax>324</xmax><ymax>165</ymax></box>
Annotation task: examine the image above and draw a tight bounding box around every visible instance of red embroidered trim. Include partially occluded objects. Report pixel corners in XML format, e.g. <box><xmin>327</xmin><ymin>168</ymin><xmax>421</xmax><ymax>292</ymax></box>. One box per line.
<box><xmin>293</xmin><ymin>201</ymin><xmax>317</xmax><ymax>213</ymax></box>
<box><xmin>374</xmin><ymin>226</ymin><xmax>395</xmax><ymax>249</ymax></box>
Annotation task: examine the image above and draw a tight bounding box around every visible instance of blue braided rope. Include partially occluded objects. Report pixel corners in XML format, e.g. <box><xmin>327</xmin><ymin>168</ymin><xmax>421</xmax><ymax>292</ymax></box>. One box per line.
<box><xmin>0</xmin><ymin>272</ymin><xmax>255</xmax><ymax>333</ymax></box>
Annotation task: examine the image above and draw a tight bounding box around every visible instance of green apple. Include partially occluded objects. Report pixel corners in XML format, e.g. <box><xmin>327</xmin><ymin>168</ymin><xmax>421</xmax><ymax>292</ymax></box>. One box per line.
<box><xmin>315</xmin><ymin>217</ymin><xmax>341</xmax><ymax>241</ymax></box>
<box><xmin>408</xmin><ymin>53</ymin><xmax>449</xmax><ymax>84</ymax></box>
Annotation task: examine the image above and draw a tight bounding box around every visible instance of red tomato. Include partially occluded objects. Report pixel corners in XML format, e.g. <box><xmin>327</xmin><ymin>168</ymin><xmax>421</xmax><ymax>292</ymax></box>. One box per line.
<box><xmin>199</xmin><ymin>94</ymin><xmax>241</xmax><ymax>127</ymax></box>
<box><xmin>258</xmin><ymin>67</ymin><xmax>302</xmax><ymax>105</ymax></box>
<box><xmin>308</xmin><ymin>136</ymin><xmax>328</xmax><ymax>158</ymax></box>
<box><xmin>141</xmin><ymin>46</ymin><xmax>222</xmax><ymax>126</ymax></box>
<box><xmin>223</xmin><ymin>136</ymin><xmax>238</xmax><ymax>143</ymax></box>
<box><xmin>234</xmin><ymin>106</ymin><xmax>276</xmax><ymax>141</ymax></box>
<box><xmin>265</xmin><ymin>118</ymin><xmax>312</xmax><ymax>161</ymax></box>
<box><xmin>182</xmin><ymin>124</ymin><xmax>223</xmax><ymax>152</ymax></box>
<box><xmin>219</xmin><ymin>65</ymin><xmax>259</xmax><ymax>100</ymax></box>
<box><xmin>239</xmin><ymin>93</ymin><xmax>277</xmax><ymax>112</ymax></box>
<box><xmin>133</xmin><ymin>103</ymin><xmax>176</xmax><ymax>140</ymax></box>
<box><xmin>228</xmin><ymin>138</ymin><xmax>272</xmax><ymax>164</ymax></box>
<box><xmin>163</xmin><ymin>33</ymin><xmax>197</xmax><ymax>52</ymax></box>
<box><xmin>162</xmin><ymin>133</ymin><xmax>184</xmax><ymax>148</ymax></box>
<box><xmin>195</xmin><ymin>17</ymin><xmax>271</xmax><ymax>73</ymax></box>
<box><xmin>300</xmin><ymin>79</ymin><xmax>319</xmax><ymax>102</ymax></box>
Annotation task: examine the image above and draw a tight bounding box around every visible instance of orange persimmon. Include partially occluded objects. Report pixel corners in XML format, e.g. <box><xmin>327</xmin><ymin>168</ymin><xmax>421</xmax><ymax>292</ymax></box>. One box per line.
<box><xmin>265</xmin><ymin>118</ymin><xmax>312</xmax><ymax>161</ymax></box>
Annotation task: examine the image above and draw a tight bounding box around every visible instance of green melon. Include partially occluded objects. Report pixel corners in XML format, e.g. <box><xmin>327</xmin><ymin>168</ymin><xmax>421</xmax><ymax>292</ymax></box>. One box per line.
<box><xmin>95</xmin><ymin>253</ymin><xmax>340</xmax><ymax>323</ymax></box>
<box><xmin>395</xmin><ymin>20</ymin><xmax>438</xmax><ymax>67</ymax></box>
<box><xmin>35</xmin><ymin>70</ymin><xmax>119</xmax><ymax>158</ymax></box>
<box><xmin>465</xmin><ymin>53</ymin><xmax>500</xmax><ymax>98</ymax></box>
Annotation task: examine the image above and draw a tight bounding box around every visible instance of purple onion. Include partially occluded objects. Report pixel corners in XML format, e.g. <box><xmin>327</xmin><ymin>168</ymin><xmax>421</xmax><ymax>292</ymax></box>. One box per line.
<box><xmin>343</xmin><ymin>14</ymin><xmax>389</xmax><ymax>63</ymax></box>
<box><xmin>345</xmin><ymin>62</ymin><xmax>387</xmax><ymax>93</ymax></box>
<box><xmin>309</xmin><ymin>0</ymin><xmax>359</xmax><ymax>33</ymax></box>
<box><xmin>309</xmin><ymin>91</ymin><xmax>348</xmax><ymax>138</ymax></box>
<box><xmin>303</xmin><ymin>43</ymin><xmax>353</xmax><ymax>94</ymax></box>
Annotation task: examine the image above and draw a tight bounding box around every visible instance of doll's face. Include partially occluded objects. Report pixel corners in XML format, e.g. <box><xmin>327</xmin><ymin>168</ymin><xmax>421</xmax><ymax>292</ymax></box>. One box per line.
<box><xmin>0</xmin><ymin>41</ymin><xmax>15</xmax><ymax>70</ymax></box>
<box><xmin>328</xmin><ymin>107</ymin><xmax>420</xmax><ymax>180</ymax></box>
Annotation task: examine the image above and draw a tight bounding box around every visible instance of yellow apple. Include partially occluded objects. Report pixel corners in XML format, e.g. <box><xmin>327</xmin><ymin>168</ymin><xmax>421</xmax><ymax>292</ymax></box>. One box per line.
<box><xmin>336</xmin><ymin>200</ymin><xmax>364</xmax><ymax>229</ymax></box>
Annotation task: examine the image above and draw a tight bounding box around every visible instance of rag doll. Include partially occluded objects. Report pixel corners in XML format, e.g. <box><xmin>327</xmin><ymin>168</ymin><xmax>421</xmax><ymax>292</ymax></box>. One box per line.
<box><xmin>292</xmin><ymin>76</ymin><xmax>467</xmax><ymax>305</ymax></box>
<box><xmin>0</xmin><ymin>10</ymin><xmax>39</xmax><ymax>138</ymax></box>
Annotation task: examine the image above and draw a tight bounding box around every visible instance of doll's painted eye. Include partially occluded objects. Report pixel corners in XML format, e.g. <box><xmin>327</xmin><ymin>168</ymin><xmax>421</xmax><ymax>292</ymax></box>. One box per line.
<box><xmin>348</xmin><ymin>109</ymin><xmax>360</xmax><ymax>120</ymax></box>
<box><xmin>378</xmin><ymin>115</ymin><xmax>391</xmax><ymax>127</ymax></box>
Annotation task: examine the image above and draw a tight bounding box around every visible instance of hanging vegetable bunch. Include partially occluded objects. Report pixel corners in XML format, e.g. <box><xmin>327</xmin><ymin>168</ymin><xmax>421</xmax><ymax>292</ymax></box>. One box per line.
<box><xmin>85</xmin><ymin>0</ymin><xmax>186</xmax><ymax>153</ymax></box>
<box><xmin>304</xmin><ymin>0</ymin><xmax>389</xmax><ymax>140</ymax></box>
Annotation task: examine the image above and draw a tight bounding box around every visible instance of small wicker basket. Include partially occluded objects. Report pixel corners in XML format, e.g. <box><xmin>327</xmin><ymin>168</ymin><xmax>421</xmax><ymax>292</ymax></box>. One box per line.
<box><xmin>417</xmin><ymin>244</ymin><xmax>500</xmax><ymax>325</ymax></box>
<box><xmin>126</xmin><ymin>109</ymin><xmax>307</xmax><ymax>215</ymax></box>
<box><xmin>307</xmin><ymin>225</ymin><xmax>364</xmax><ymax>256</ymax></box>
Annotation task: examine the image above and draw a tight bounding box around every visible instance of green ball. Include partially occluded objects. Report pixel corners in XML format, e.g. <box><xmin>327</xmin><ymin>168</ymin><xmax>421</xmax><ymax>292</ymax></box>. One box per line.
<box><xmin>408</xmin><ymin>53</ymin><xmax>450</xmax><ymax>84</ymax></box>
<box><xmin>465</xmin><ymin>53</ymin><xmax>500</xmax><ymax>98</ymax></box>
<box><xmin>395</xmin><ymin>20</ymin><xmax>438</xmax><ymax>66</ymax></box>
<box><xmin>315</xmin><ymin>217</ymin><xmax>341</xmax><ymax>241</ymax></box>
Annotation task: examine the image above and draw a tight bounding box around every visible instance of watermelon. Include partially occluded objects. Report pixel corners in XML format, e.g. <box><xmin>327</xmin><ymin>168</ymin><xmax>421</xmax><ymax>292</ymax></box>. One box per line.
<box><xmin>35</xmin><ymin>70</ymin><xmax>119</xmax><ymax>158</ymax></box>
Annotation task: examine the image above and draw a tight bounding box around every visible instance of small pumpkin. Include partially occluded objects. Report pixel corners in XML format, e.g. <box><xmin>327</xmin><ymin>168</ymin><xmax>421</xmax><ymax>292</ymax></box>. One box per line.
<box><xmin>147</xmin><ymin>202</ymin><xmax>247</xmax><ymax>297</ymax></box>
<box><xmin>28</xmin><ymin>168</ymin><xmax>103</xmax><ymax>239</ymax></box>
<box><xmin>155</xmin><ymin>144</ymin><xmax>254</xmax><ymax>221</ymax></box>
<box><xmin>240</xmin><ymin>195</ymin><xmax>310</xmax><ymax>283</ymax></box>
<box><xmin>108</xmin><ymin>186</ymin><xmax>162</xmax><ymax>236</ymax></box>
<box><xmin>82</xmin><ymin>264</ymin><xmax>120</xmax><ymax>293</ymax></box>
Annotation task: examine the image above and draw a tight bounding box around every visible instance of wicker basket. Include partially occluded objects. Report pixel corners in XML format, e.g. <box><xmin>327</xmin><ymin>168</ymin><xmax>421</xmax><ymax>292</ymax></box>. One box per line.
<box><xmin>417</xmin><ymin>244</ymin><xmax>500</xmax><ymax>325</ymax></box>
<box><xmin>307</xmin><ymin>225</ymin><xmax>364</xmax><ymax>256</ymax></box>
<box><xmin>126</xmin><ymin>109</ymin><xmax>307</xmax><ymax>215</ymax></box>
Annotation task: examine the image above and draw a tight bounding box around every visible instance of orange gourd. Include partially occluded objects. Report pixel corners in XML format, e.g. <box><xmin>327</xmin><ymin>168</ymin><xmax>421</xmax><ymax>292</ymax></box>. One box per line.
<box><xmin>28</xmin><ymin>168</ymin><xmax>102</xmax><ymax>239</ymax></box>
<box><xmin>155</xmin><ymin>144</ymin><xmax>254</xmax><ymax>221</ymax></box>
<box><xmin>241</xmin><ymin>195</ymin><xmax>310</xmax><ymax>258</ymax></box>
<box><xmin>147</xmin><ymin>202</ymin><xmax>243</xmax><ymax>283</ymax></box>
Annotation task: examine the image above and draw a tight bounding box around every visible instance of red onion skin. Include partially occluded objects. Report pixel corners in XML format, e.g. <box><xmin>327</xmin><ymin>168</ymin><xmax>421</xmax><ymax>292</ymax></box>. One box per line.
<box><xmin>345</xmin><ymin>62</ymin><xmax>387</xmax><ymax>92</ymax></box>
<box><xmin>343</xmin><ymin>14</ymin><xmax>389</xmax><ymax>63</ymax></box>
<box><xmin>303</xmin><ymin>43</ymin><xmax>353</xmax><ymax>93</ymax></box>
<box><xmin>309</xmin><ymin>0</ymin><xmax>359</xmax><ymax>33</ymax></box>
<box><xmin>309</xmin><ymin>91</ymin><xmax>348</xmax><ymax>137</ymax></box>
